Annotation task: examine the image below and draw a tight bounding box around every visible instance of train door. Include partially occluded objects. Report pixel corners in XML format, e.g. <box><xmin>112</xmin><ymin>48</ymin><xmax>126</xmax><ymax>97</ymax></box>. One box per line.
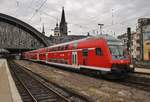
<box><xmin>72</xmin><ymin>52</ymin><xmax>78</xmax><ymax>65</ymax></box>
<box><xmin>45</xmin><ymin>52</ymin><xmax>48</xmax><ymax>63</ymax></box>
<box><xmin>37</xmin><ymin>53</ymin><xmax>39</xmax><ymax>61</ymax></box>
<box><xmin>82</xmin><ymin>49</ymin><xmax>88</xmax><ymax>65</ymax></box>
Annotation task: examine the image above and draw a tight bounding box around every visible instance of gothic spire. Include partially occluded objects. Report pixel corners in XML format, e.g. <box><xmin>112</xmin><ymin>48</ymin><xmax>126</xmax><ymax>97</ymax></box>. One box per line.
<box><xmin>59</xmin><ymin>7</ymin><xmax>67</xmax><ymax>36</ymax></box>
<box><xmin>60</xmin><ymin>7</ymin><xmax>66</xmax><ymax>23</ymax></box>
<box><xmin>42</xmin><ymin>23</ymin><xmax>45</xmax><ymax>35</ymax></box>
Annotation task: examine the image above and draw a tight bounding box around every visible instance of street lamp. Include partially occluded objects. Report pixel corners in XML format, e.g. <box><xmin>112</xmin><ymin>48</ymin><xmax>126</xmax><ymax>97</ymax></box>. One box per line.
<box><xmin>98</xmin><ymin>24</ymin><xmax>104</xmax><ymax>35</ymax></box>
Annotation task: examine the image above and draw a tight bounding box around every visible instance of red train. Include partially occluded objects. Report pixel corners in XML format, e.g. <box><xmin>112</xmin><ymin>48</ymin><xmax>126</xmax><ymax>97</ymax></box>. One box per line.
<box><xmin>22</xmin><ymin>35</ymin><xmax>134</xmax><ymax>78</ymax></box>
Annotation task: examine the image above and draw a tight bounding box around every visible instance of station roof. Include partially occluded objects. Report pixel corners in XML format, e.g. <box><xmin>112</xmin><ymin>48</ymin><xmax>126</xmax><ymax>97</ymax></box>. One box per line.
<box><xmin>0</xmin><ymin>49</ymin><xmax>9</xmax><ymax>53</ymax></box>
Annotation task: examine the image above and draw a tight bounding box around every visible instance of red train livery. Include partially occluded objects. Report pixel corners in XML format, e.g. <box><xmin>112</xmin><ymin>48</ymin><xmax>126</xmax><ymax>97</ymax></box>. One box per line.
<box><xmin>23</xmin><ymin>35</ymin><xmax>134</xmax><ymax>76</ymax></box>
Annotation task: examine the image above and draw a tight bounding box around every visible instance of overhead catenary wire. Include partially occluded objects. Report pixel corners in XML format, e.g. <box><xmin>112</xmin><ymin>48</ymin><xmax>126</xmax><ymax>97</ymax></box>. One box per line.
<box><xmin>14</xmin><ymin>0</ymin><xmax>150</xmax><ymax>36</ymax></box>
<box><xmin>28</xmin><ymin>0</ymin><xmax>48</xmax><ymax>21</ymax></box>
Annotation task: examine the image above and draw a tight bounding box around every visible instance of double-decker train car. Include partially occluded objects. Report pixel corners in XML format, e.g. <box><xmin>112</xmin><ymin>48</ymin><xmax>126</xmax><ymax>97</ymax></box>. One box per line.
<box><xmin>22</xmin><ymin>35</ymin><xmax>134</xmax><ymax>78</ymax></box>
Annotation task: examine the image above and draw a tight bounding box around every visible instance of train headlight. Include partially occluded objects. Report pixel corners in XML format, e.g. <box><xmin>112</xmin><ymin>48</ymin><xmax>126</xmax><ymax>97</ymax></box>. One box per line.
<box><xmin>129</xmin><ymin>64</ymin><xmax>133</xmax><ymax>68</ymax></box>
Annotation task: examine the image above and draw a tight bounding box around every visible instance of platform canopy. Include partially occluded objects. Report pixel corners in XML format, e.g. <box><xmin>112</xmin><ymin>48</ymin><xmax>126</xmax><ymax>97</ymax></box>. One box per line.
<box><xmin>0</xmin><ymin>13</ymin><xmax>52</xmax><ymax>52</ymax></box>
<box><xmin>0</xmin><ymin>49</ymin><xmax>9</xmax><ymax>53</ymax></box>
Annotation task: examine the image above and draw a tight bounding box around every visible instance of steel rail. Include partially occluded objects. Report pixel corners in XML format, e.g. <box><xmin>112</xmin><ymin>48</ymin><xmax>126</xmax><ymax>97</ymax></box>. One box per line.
<box><xmin>9</xmin><ymin>62</ymin><xmax>38</xmax><ymax>102</ymax></box>
<box><xmin>10</xmin><ymin>61</ymin><xmax>71</xmax><ymax>102</ymax></box>
<box><xmin>21</xmin><ymin>66</ymin><xmax>71</xmax><ymax>102</ymax></box>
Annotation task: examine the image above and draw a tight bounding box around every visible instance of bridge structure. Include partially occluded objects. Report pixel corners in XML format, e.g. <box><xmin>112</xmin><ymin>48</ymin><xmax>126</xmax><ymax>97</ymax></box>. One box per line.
<box><xmin>0</xmin><ymin>13</ymin><xmax>51</xmax><ymax>53</ymax></box>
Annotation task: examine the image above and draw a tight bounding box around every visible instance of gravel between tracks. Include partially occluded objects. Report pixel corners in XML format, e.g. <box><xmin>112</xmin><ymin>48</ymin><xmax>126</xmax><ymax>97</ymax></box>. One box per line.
<box><xmin>15</xmin><ymin>60</ymin><xmax>150</xmax><ymax>102</ymax></box>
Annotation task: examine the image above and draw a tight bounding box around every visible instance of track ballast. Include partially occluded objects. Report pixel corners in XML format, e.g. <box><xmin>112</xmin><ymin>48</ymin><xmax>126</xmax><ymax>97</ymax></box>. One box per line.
<box><xmin>8</xmin><ymin>60</ymin><xmax>90</xmax><ymax>102</ymax></box>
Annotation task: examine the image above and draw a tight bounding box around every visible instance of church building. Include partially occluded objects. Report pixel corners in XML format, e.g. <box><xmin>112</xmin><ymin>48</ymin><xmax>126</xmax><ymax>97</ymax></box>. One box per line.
<box><xmin>51</xmin><ymin>7</ymin><xmax>87</xmax><ymax>44</ymax></box>
<box><xmin>54</xmin><ymin>7</ymin><xmax>67</xmax><ymax>36</ymax></box>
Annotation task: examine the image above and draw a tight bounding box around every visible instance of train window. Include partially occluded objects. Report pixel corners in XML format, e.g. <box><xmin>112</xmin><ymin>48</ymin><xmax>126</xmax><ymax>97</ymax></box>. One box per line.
<box><xmin>59</xmin><ymin>46</ymin><xmax>61</xmax><ymax>50</ymax></box>
<box><xmin>65</xmin><ymin>45</ymin><xmax>69</xmax><ymax>50</ymax></box>
<box><xmin>54</xmin><ymin>48</ymin><xmax>56</xmax><ymax>51</ymax></box>
<box><xmin>51</xmin><ymin>48</ymin><xmax>54</xmax><ymax>51</ymax></box>
<box><xmin>55</xmin><ymin>47</ymin><xmax>58</xmax><ymax>51</ymax></box>
<box><xmin>82</xmin><ymin>49</ymin><xmax>88</xmax><ymax>56</ymax></box>
<box><xmin>54</xmin><ymin>47</ymin><xmax>56</xmax><ymax>51</ymax></box>
<box><xmin>57</xmin><ymin>47</ymin><xmax>60</xmax><ymax>51</ymax></box>
<box><xmin>47</xmin><ymin>48</ymin><xmax>50</xmax><ymax>52</ymax></box>
<box><xmin>96</xmin><ymin>48</ymin><xmax>102</xmax><ymax>56</ymax></box>
<box><xmin>61</xmin><ymin>46</ymin><xmax>64</xmax><ymax>50</ymax></box>
<box><xmin>57</xmin><ymin>47</ymin><xmax>59</xmax><ymax>51</ymax></box>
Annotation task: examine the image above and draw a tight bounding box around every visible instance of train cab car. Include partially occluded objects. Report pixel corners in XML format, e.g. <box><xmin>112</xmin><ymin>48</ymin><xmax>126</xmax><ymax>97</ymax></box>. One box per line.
<box><xmin>108</xmin><ymin>40</ymin><xmax>132</xmax><ymax>74</ymax></box>
<box><xmin>45</xmin><ymin>35</ymin><xmax>133</xmax><ymax>74</ymax></box>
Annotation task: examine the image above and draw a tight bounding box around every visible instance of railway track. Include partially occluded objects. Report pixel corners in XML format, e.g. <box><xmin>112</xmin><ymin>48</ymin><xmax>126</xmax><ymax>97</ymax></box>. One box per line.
<box><xmin>11</xmin><ymin>60</ymin><xmax>150</xmax><ymax>100</ymax></box>
<box><xmin>134</xmin><ymin>71</ymin><xmax>150</xmax><ymax>75</ymax></box>
<box><xmin>34</xmin><ymin>61</ymin><xmax>150</xmax><ymax>90</ymax></box>
<box><xmin>117</xmin><ymin>73</ymin><xmax>150</xmax><ymax>92</ymax></box>
<box><xmin>8</xmin><ymin>60</ymin><xmax>91</xmax><ymax>102</ymax></box>
<box><xmin>48</xmin><ymin>64</ymin><xmax>150</xmax><ymax>92</ymax></box>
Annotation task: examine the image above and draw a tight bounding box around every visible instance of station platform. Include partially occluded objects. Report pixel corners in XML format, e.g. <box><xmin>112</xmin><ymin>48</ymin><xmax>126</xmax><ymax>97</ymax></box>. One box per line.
<box><xmin>0</xmin><ymin>59</ymin><xmax>22</xmax><ymax>102</ymax></box>
<box><xmin>135</xmin><ymin>67</ymin><xmax>150</xmax><ymax>74</ymax></box>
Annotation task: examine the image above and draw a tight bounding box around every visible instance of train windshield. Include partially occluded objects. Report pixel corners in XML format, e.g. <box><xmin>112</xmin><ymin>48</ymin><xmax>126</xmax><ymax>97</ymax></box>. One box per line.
<box><xmin>109</xmin><ymin>45</ymin><xmax>128</xmax><ymax>60</ymax></box>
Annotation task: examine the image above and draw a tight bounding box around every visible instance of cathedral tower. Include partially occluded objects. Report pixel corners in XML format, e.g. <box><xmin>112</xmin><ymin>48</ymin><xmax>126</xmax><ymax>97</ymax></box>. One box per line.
<box><xmin>59</xmin><ymin>7</ymin><xmax>67</xmax><ymax>36</ymax></box>
<box><xmin>42</xmin><ymin>24</ymin><xmax>45</xmax><ymax>35</ymax></box>
<box><xmin>54</xmin><ymin>23</ymin><xmax>60</xmax><ymax>36</ymax></box>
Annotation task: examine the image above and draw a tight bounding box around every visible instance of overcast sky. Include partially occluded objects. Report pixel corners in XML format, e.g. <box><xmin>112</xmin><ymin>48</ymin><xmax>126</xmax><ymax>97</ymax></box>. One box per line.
<box><xmin>0</xmin><ymin>0</ymin><xmax>150</xmax><ymax>37</ymax></box>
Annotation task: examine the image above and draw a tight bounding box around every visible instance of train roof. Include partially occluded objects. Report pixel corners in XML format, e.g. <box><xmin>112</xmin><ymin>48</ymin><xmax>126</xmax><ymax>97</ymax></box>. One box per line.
<box><xmin>47</xmin><ymin>34</ymin><xmax>123</xmax><ymax>48</ymax></box>
<box><xmin>47</xmin><ymin>37</ymin><xmax>89</xmax><ymax>48</ymax></box>
<box><xmin>96</xmin><ymin>34</ymin><xmax>123</xmax><ymax>45</ymax></box>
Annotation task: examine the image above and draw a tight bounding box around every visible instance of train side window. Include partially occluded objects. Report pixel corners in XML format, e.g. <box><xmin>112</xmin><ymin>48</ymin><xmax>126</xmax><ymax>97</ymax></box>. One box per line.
<box><xmin>51</xmin><ymin>48</ymin><xmax>54</xmax><ymax>51</ymax></box>
<box><xmin>65</xmin><ymin>45</ymin><xmax>69</xmax><ymax>50</ymax></box>
<box><xmin>96</xmin><ymin>48</ymin><xmax>102</xmax><ymax>56</ymax></box>
<box><xmin>61</xmin><ymin>46</ymin><xmax>64</xmax><ymax>50</ymax></box>
<box><xmin>54</xmin><ymin>47</ymin><xmax>56</xmax><ymax>51</ymax></box>
<box><xmin>55</xmin><ymin>47</ymin><xmax>57</xmax><ymax>51</ymax></box>
<box><xmin>58</xmin><ymin>46</ymin><xmax>60</xmax><ymax>51</ymax></box>
<box><xmin>82</xmin><ymin>49</ymin><xmax>88</xmax><ymax>56</ymax></box>
<box><xmin>48</xmin><ymin>48</ymin><xmax>51</xmax><ymax>52</ymax></box>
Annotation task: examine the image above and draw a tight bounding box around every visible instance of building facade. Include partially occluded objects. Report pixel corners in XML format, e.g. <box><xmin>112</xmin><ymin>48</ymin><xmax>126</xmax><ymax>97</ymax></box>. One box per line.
<box><xmin>54</xmin><ymin>23</ymin><xmax>60</xmax><ymax>36</ymax></box>
<box><xmin>118</xmin><ymin>18</ymin><xmax>150</xmax><ymax>61</ymax></box>
<box><xmin>131</xmin><ymin>32</ymin><xmax>140</xmax><ymax>60</ymax></box>
<box><xmin>137</xmin><ymin>18</ymin><xmax>150</xmax><ymax>61</ymax></box>
<box><xmin>117</xmin><ymin>33</ymin><xmax>128</xmax><ymax>47</ymax></box>
<box><xmin>117</xmin><ymin>32</ymin><xmax>140</xmax><ymax>60</ymax></box>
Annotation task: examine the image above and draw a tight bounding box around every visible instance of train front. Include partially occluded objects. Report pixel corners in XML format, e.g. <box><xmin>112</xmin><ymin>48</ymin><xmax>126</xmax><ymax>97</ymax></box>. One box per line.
<box><xmin>107</xmin><ymin>39</ymin><xmax>134</xmax><ymax>75</ymax></box>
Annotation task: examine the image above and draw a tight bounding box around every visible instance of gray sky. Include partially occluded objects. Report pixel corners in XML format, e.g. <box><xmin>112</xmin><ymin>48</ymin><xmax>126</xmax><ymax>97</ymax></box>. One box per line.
<box><xmin>0</xmin><ymin>0</ymin><xmax>150</xmax><ymax>37</ymax></box>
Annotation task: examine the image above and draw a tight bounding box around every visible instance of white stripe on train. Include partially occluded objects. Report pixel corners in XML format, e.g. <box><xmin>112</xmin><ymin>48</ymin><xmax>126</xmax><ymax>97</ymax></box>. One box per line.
<box><xmin>27</xmin><ymin>59</ymin><xmax>111</xmax><ymax>72</ymax></box>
